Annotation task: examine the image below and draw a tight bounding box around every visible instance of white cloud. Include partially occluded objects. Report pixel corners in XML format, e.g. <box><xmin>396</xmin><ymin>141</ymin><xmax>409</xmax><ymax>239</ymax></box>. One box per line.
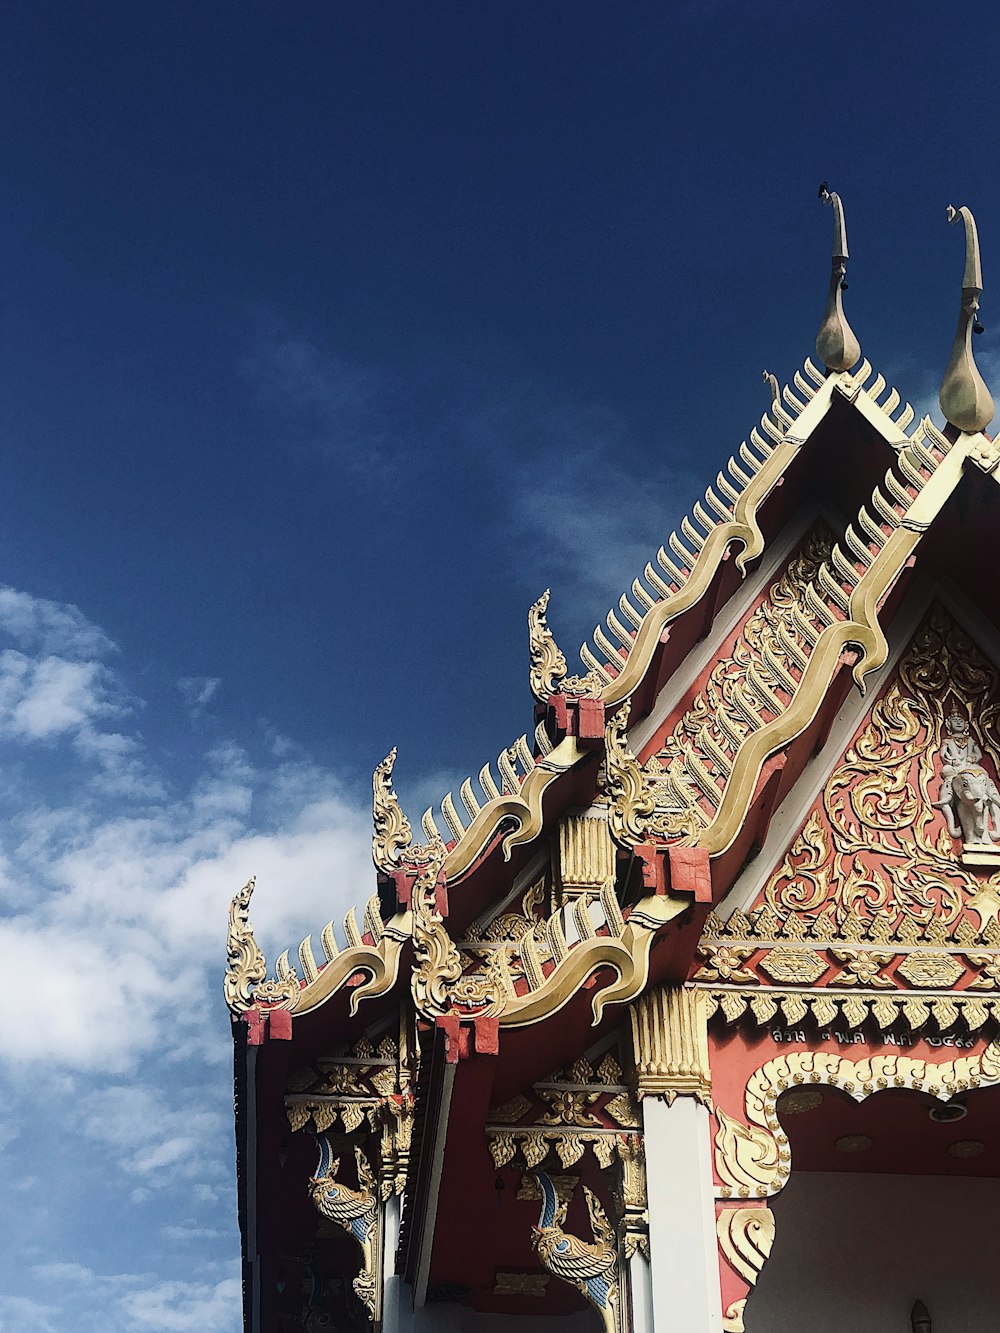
<box><xmin>0</xmin><ymin>771</ymin><xmax>371</xmax><ymax>1072</ymax></box>
<box><xmin>119</xmin><ymin>1276</ymin><xmax>241</xmax><ymax>1333</ymax></box>
<box><xmin>177</xmin><ymin>676</ymin><xmax>220</xmax><ymax>714</ymax></box>
<box><xmin>0</xmin><ymin>584</ymin><xmax>377</xmax><ymax>1331</ymax></box>
<box><xmin>0</xmin><ymin>651</ymin><xmax>115</xmax><ymax>741</ymax></box>
<box><xmin>0</xmin><ymin>583</ymin><xmax>372</xmax><ymax>1077</ymax></box>
<box><xmin>0</xmin><ymin>586</ymin><xmax>118</xmax><ymax>660</ymax></box>
<box><xmin>81</xmin><ymin>1085</ymin><xmax>226</xmax><ymax>1182</ymax></box>
<box><xmin>0</xmin><ymin>1294</ymin><xmax>59</xmax><ymax>1333</ymax></box>
<box><xmin>14</xmin><ymin>1264</ymin><xmax>240</xmax><ymax>1333</ymax></box>
<box><xmin>30</xmin><ymin>1262</ymin><xmax>103</xmax><ymax>1285</ymax></box>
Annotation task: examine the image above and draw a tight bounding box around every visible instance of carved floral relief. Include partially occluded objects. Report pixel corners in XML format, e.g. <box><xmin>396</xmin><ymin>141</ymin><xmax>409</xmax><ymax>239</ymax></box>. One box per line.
<box><xmin>646</xmin><ymin>529</ymin><xmax>834</xmax><ymax>839</ymax></box>
<box><xmin>760</xmin><ymin>605</ymin><xmax>1000</xmax><ymax>935</ymax></box>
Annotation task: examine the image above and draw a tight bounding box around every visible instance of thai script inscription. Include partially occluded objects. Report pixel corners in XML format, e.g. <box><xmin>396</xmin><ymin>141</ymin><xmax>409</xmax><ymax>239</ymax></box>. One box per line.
<box><xmin>768</xmin><ymin>1027</ymin><xmax>976</xmax><ymax>1049</ymax></box>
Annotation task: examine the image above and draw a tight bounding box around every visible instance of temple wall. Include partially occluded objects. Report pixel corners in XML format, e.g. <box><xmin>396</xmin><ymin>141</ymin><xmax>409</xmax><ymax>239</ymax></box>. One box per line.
<box><xmin>750</xmin><ymin>1171</ymin><xmax>1000</xmax><ymax>1331</ymax></box>
<box><xmin>411</xmin><ymin>1311</ymin><xmax>591</xmax><ymax>1332</ymax></box>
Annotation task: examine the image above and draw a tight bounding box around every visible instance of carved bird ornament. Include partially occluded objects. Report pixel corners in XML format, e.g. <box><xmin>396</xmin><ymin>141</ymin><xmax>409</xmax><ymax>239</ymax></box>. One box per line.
<box><xmin>532</xmin><ymin>1171</ymin><xmax>617</xmax><ymax>1315</ymax></box>
<box><xmin>309</xmin><ymin>1140</ymin><xmax>376</xmax><ymax>1245</ymax></box>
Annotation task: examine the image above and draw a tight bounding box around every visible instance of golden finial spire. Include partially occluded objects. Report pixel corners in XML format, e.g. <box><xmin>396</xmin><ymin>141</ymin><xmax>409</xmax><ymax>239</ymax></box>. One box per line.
<box><xmin>815</xmin><ymin>183</ymin><xmax>861</xmax><ymax>374</ymax></box>
<box><xmin>939</xmin><ymin>205</ymin><xmax>994</xmax><ymax>435</ymax></box>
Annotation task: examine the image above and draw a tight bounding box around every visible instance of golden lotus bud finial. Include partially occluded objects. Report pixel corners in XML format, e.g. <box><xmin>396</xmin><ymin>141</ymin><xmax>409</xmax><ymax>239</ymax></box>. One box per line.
<box><xmin>938</xmin><ymin>204</ymin><xmax>994</xmax><ymax>435</ymax></box>
<box><xmin>815</xmin><ymin>183</ymin><xmax>861</xmax><ymax>374</ymax></box>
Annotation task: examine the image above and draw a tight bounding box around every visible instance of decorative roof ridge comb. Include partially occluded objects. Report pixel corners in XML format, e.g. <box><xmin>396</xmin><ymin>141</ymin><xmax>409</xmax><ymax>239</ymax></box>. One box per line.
<box><xmin>939</xmin><ymin>204</ymin><xmax>994</xmax><ymax>435</ymax></box>
<box><xmin>815</xmin><ymin>183</ymin><xmax>862</xmax><ymax>375</ymax></box>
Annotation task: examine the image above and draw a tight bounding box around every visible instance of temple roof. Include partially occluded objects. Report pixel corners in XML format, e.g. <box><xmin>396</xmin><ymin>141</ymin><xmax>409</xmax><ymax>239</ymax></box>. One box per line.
<box><xmin>227</xmin><ymin>192</ymin><xmax>1000</xmax><ymax>1332</ymax></box>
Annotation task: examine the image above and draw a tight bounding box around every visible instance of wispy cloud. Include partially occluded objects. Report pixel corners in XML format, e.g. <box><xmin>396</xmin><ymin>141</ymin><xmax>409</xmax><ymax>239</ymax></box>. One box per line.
<box><xmin>177</xmin><ymin>676</ymin><xmax>220</xmax><ymax>716</ymax></box>
<box><xmin>245</xmin><ymin>325</ymin><xmax>700</xmax><ymax>643</ymax></box>
<box><xmin>468</xmin><ymin>390</ymin><xmax>700</xmax><ymax>615</ymax></box>
<box><xmin>0</xmin><ymin>584</ymin><xmax>372</xmax><ymax>1330</ymax></box>
<box><xmin>14</xmin><ymin>1264</ymin><xmax>240</xmax><ymax>1333</ymax></box>
<box><xmin>0</xmin><ymin>586</ymin><xmax>118</xmax><ymax>660</ymax></box>
<box><xmin>119</xmin><ymin>1276</ymin><xmax>241</xmax><ymax>1332</ymax></box>
<box><xmin>242</xmin><ymin>320</ymin><xmax>420</xmax><ymax>482</ymax></box>
<box><xmin>0</xmin><ymin>1294</ymin><xmax>59</xmax><ymax>1333</ymax></box>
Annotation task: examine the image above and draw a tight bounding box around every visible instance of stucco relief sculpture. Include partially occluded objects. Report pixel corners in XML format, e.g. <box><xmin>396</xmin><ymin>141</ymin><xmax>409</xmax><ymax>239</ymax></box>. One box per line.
<box><xmin>935</xmin><ymin>709</ymin><xmax>1000</xmax><ymax>847</ymax></box>
<box><xmin>712</xmin><ymin>1046</ymin><xmax>1000</xmax><ymax>1331</ymax></box>
<box><xmin>757</xmin><ymin>607</ymin><xmax>1000</xmax><ymax>932</ymax></box>
<box><xmin>531</xmin><ymin>1171</ymin><xmax>619</xmax><ymax>1333</ymax></box>
<box><xmin>309</xmin><ymin>1139</ymin><xmax>381</xmax><ymax>1319</ymax></box>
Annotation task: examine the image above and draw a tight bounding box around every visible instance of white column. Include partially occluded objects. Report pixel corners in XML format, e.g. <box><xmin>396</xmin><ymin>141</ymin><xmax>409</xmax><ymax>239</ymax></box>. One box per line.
<box><xmin>382</xmin><ymin>1194</ymin><xmax>412</xmax><ymax>1333</ymax></box>
<box><xmin>642</xmin><ymin>1096</ymin><xmax>722</xmax><ymax>1333</ymax></box>
<box><xmin>628</xmin><ymin>1248</ymin><xmax>654</xmax><ymax>1333</ymax></box>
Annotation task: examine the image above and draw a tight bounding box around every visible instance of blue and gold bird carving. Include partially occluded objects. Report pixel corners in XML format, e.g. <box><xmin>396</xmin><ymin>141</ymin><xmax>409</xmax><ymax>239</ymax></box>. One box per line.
<box><xmin>309</xmin><ymin>1139</ymin><xmax>377</xmax><ymax>1247</ymax></box>
<box><xmin>531</xmin><ymin>1172</ymin><xmax>619</xmax><ymax>1333</ymax></box>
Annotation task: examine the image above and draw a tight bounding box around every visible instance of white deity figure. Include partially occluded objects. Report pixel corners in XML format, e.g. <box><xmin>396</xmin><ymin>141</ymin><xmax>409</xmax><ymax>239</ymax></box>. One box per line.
<box><xmin>934</xmin><ymin>709</ymin><xmax>1000</xmax><ymax>844</ymax></box>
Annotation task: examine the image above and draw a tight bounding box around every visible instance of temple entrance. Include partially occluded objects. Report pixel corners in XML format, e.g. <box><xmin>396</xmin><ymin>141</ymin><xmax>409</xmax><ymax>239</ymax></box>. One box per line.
<box><xmin>747</xmin><ymin>1082</ymin><xmax>1000</xmax><ymax>1330</ymax></box>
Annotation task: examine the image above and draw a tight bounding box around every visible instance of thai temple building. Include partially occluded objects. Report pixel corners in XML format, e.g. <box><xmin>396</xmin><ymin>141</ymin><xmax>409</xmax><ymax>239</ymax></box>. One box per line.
<box><xmin>227</xmin><ymin>191</ymin><xmax>1000</xmax><ymax>1333</ymax></box>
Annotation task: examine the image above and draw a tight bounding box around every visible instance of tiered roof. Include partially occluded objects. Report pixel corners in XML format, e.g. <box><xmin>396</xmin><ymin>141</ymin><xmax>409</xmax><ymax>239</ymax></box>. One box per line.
<box><xmin>228</xmin><ymin>192</ymin><xmax>1000</xmax><ymax>1332</ymax></box>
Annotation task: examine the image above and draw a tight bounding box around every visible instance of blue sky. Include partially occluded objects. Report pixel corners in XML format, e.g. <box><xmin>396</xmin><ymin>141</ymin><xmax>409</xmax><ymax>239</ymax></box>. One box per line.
<box><xmin>2</xmin><ymin>3</ymin><xmax>1000</xmax><ymax>1328</ymax></box>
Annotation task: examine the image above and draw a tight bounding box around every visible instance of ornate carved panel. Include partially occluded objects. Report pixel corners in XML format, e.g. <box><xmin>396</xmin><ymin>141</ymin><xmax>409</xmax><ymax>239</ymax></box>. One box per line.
<box><xmin>694</xmin><ymin>903</ymin><xmax>1000</xmax><ymax>1038</ymax></box>
<box><xmin>649</xmin><ymin>528</ymin><xmax>834</xmax><ymax>833</ymax></box>
<box><xmin>758</xmin><ymin>605</ymin><xmax>1000</xmax><ymax>935</ymax></box>
<box><xmin>487</xmin><ymin>1049</ymin><xmax>641</xmax><ymax>1172</ymax></box>
<box><xmin>711</xmin><ymin>1041</ymin><xmax>1000</xmax><ymax>1332</ymax></box>
<box><xmin>487</xmin><ymin>1045</ymin><xmax>648</xmax><ymax>1272</ymax></box>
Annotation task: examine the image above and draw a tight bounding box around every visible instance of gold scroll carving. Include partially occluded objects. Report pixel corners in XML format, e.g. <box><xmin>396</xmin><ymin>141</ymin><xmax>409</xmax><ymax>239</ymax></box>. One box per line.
<box><xmin>717</xmin><ymin>1206</ymin><xmax>776</xmax><ymax>1332</ymax></box>
<box><xmin>653</xmin><ymin>528</ymin><xmax>833</xmax><ymax>834</ymax></box>
<box><xmin>224</xmin><ymin>877</ymin><xmax>298</xmax><ymax>1015</ymax></box>
<box><xmin>630</xmin><ymin>985</ymin><xmax>712</xmax><ymax>1106</ymax></box>
<box><xmin>528</xmin><ymin>588</ymin><xmax>569</xmax><ymax>702</ymax></box>
<box><xmin>285</xmin><ymin>1026</ymin><xmax>416</xmax><ymax>1200</ymax></box>
<box><xmin>761</xmin><ymin>606</ymin><xmax>1000</xmax><ymax>935</ymax></box>
<box><xmin>714</xmin><ymin>1043</ymin><xmax>1000</xmax><ymax>1200</ymax></box>
<box><xmin>372</xmin><ymin>747</ymin><xmax>412</xmax><ymax>874</ymax></box>
<box><xmin>488</xmin><ymin>1059</ymin><xmax>637</xmax><ymax>1171</ymax></box>
<box><xmin>695</xmin><ymin>903</ymin><xmax>1000</xmax><ymax>1039</ymax></box>
<box><xmin>605</xmin><ymin>701</ymin><xmax>705</xmax><ymax>846</ymax></box>
<box><xmin>406</xmin><ymin>837</ymin><xmax>504</xmax><ymax>1019</ymax></box>
<box><xmin>225</xmin><ymin>877</ymin><xmax>267</xmax><ymax>1015</ymax></box>
<box><xmin>488</xmin><ymin>1049</ymin><xmax>648</xmax><ymax>1264</ymax></box>
<box><xmin>617</xmin><ymin>1132</ymin><xmax>649</xmax><ymax>1261</ymax></box>
<box><xmin>528</xmin><ymin>588</ymin><xmax>603</xmax><ymax>702</ymax></box>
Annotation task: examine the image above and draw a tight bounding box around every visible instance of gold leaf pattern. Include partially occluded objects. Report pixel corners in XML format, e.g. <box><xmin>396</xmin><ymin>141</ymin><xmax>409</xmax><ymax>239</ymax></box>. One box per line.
<box><xmin>695</xmin><ymin>944</ymin><xmax>757</xmax><ymax>984</ymax></box>
<box><xmin>831</xmin><ymin>949</ymin><xmax>896</xmax><ymax>988</ymax></box>
<box><xmin>761</xmin><ymin>607</ymin><xmax>1000</xmax><ymax>937</ymax></box>
<box><xmin>758</xmin><ymin>948</ymin><xmax>826</xmax><ymax>985</ymax></box>
<box><xmin>715</xmin><ymin>1043</ymin><xmax>1000</xmax><ymax>1201</ymax></box>
<box><xmin>896</xmin><ymin>952</ymin><xmax>966</xmax><ymax>989</ymax></box>
<box><xmin>654</xmin><ymin>531</ymin><xmax>833</xmax><ymax>829</ymax></box>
